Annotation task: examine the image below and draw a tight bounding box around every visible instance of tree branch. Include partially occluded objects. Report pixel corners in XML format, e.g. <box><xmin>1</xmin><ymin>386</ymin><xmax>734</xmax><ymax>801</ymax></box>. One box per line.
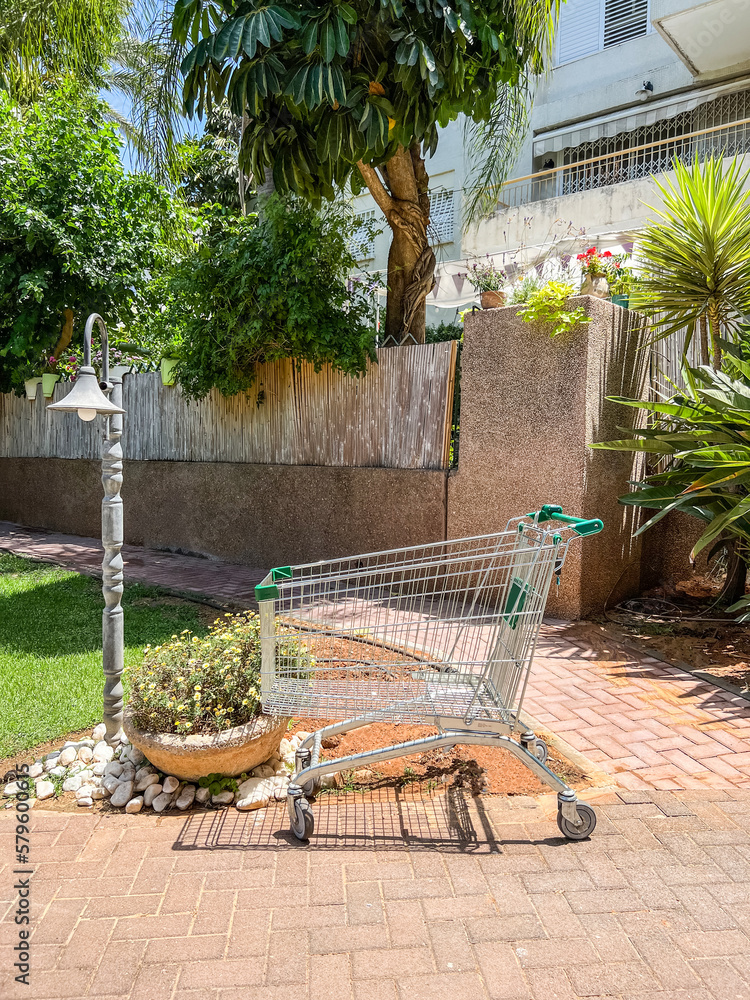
<box><xmin>357</xmin><ymin>160</ymin><xmax>393</xmax><ymax>216</ymax></box>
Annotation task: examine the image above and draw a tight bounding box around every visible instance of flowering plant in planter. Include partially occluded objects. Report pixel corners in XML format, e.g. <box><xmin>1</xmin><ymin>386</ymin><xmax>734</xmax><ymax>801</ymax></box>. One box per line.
<box><xmin>126</xmin><ymin>612</ymin><xmax>310</xmax><ymax>735</ymax></box>
<box><xmin>576</xmin><ymin>246</ymin><xmax>620</xmax><ymax>278</ymax></box>
<box><xmin>462</xmin><ymin>259</ymin><xmax>506</xmax><ymax>292</ymax></box>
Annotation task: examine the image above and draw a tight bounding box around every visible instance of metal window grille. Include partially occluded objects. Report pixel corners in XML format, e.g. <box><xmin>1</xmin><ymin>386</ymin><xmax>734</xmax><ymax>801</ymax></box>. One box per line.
<box><xmin>429</xmin><ymin>190</ymin><xmax>454</xmax><ymax>246</ymax></box>
<box><xmin>349</xmin><ymin>210</ymin><xmax>377</xmax><ymax>260</ymax></box>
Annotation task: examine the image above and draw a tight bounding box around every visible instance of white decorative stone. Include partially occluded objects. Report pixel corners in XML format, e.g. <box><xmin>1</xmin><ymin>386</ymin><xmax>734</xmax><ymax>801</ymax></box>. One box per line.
<box><xmin>143</xmin><ymin>784</ymin><xmax>163</xmax><ymax>807</ymax></box>
<box><xmin>279</xmin><ymin>738</ymin><xmax>293</xmax><ymax>757</ymax></box>
<box><xmin>289</xmin><ymin>734</ymin><xmax>301</xmax><ymax>750</ymax></box>
<box><xmin>127</xmin><ymin>748</ymin><xmax>145</xmax><ymax>767</ymax></box>
<box><xmin>43</xmin><ymin>758</ymin><xmax>58</xmax><ymax>772</ymax></box>
<box><xmin>92</xmin><ymin>762</ymin><xmax>107</xmax><ymax>776</ymax></box>
<box><xmin>92</xmin><ymin>723</ymin><xmax>107</xmax><ymax>741</ymax></box>
<box><xmin>119</xmin><ymin>732</ymin><xmax>130</xmax><ymax>745</ymax></box>
<box><xmin>104</xmin><ymin>761</ymin><xmax>123</xmax><ymax>778</ymax></box>
<box><xmin>136</xmin><ymin>773</ymin><xmax>160</xmax><ymax>792</ymax></box>
<box><xmin>92</xmin><ymin>742</ymin><xmax>114</xmax><ymax>763</ymax></box>
<box><xmin>212</xmin><ymin>790</ymin><xmax>235</xmax><ymax>806</ymax></box>
<box><xmin>152</xmin><ymin>791</ymin><xmax>173</xmax><ymax>813</ymax></box>
<box><xmin>76</xmin><ymin>785</ymin><xmax>96</xmax><ymax>801</ymax></box>
<box><xmin>49</xmin><ymin>766</ymin><xmax>67</xmax><ymax>778</ymax></box>
<box><xmin>295</xmin><ymin>731</ymin><xmax>312</xmax><ymax>742</ymax></box>
<box><xmin>3</xmin><ymin>781</ymin><xmax>20</xmax><ymax>796</ymax></box>
<box><xmin>235</xmin><ymin>776</ymin><xmax>272</xmax><ymax>811</ymax></box>
<box><xmin>109</xmin><ymin>780</ymin><xmax>134</xmax><ymax>808</ymax></box>
<box><xmin>77</xmin><ymin>769</ymin><xmax>94</xmax><ymax>783</ymax></box>
<box><xmin>92</xmin><ymin>787</ymin><xmax>108</xmax><ymax>800</ymax></box>
<box><xmin>77</xmin><ymin>746</ymin><xmax>94</xmax><ymax>763</ymax></box>
<box><xmin>62</xmin><ymin>775</ymin><xmax>83</xmax><ymax>793</ymax></box>
<box><xmin>162</xmin><ymin>775</ymin><xmax>180</xmax><ymax>794</ymax></box>
<box><xmin>58</xmin><ymin>747</ymin><xmax>77</xmax><ymax>766</ymax></box>
<box><xmin>28</xmin><ymin>763</ymin><xmax>44</xmax><ymax>779</ymax></box>
<box><xmin>251</xmin><ymin>764</ymin><xmax>275</xmax><ymax>779</ymax></box>
<box><xmin>125</xmin><ymin>796</ymin><xmax>143</xmax><ymax>814</ymax></box>
<box><xmin>77</xmin><ymin>795</ymin><xmax>93</xmax><ymax>807</ymax></box>
<box><xmin>34</xmin><ymin>780</ymin><xmax>55</xmax><ymax>800</ymax></box>
<box><xmin>195</xmin><ymin>786</ymin><xmax>211</xmax><ymax>806</ymax></box>
<box><xmin>272</xmin><ymin>776</ymin><xmax>290</xmax><ymax>801</ymax></box>
<box><xmin>135</xmin><ymin>765</ymin><xmax>155</xmax><ymax>782</ymax></box>
<box><xmin>175</xmin><ymin>785</ymin><xmax>196</xmax><ymax>811</ymax></box>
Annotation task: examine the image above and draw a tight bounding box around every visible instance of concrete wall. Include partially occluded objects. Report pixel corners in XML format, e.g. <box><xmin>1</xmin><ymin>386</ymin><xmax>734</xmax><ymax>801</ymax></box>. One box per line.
<box><xmin>448</xmin><ymin>297</ymin><xmax>649</xmax><ymax>619</ymax></box>
<box><xmin>0</xmin><ymin>459</ymin><xmax>448</xmax><ymax>569</ymax></box>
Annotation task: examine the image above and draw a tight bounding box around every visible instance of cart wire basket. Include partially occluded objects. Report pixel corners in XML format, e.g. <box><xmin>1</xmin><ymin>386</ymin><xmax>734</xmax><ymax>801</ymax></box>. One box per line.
<box><xmin>254</xmin><ymin>505</ymin><xmax>603</xmax><ymax>843</ymax></box>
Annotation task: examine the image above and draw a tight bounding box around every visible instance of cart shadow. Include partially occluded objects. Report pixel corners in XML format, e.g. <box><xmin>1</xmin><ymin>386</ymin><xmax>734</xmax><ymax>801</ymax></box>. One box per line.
<box><xmin>171</xmin><ymin>787</ymin><xmax>508</xmax><ymax>853</ymax></box>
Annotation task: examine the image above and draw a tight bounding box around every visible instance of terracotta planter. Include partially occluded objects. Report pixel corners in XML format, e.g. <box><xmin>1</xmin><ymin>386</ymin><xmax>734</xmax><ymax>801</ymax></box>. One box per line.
<box><xmin>24</xmin><ymin>377</ymin><xmax>43</xmax><ymax>400</ymax></box>
<box><xmin>480</xmin><ymin>290</ymin><xmax>506</xmax><ymax>309</ymax></box>
<box><xmin>580</xmin><ymin>274</ymin><xmax>609</xmax><ymax>299</ymax></box>
<box><xmin>160</xmin><ymin>357</ymin><xmax>179</xmax><ymax>386</ymax></box>
<box><xmin>123</xmin><ymin>707</ymin><xmax>291</xmax><ymax>781</ymax></box>
<box><xmin>42</xmin><ymin>373</ymin><xmax>60</xmax><ymax>397</ymax></box>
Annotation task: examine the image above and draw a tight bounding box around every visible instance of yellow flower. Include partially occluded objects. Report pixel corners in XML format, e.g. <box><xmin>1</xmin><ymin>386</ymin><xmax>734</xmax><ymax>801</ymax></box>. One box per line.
<box><xmin>171</xmin><ymin>634</ymin><xmax>178</xmax><ymax>639</ymax></box>
<box><xmin>194</xmin><ymin>684</ymin><xmax>201</xmax><ymax>691</ymax></box>
<box><xmin>177</xmin><ymin>704</ymin><xmax>185</xmax><ymax>711</ymax></box>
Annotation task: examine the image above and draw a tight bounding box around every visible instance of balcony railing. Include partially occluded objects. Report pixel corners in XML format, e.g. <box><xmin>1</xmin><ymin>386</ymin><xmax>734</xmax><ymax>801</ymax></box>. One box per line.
<box><xmin>497</xmin><ymin>116</ymin><xmax>750</xmax><ymax>209</ymax></box>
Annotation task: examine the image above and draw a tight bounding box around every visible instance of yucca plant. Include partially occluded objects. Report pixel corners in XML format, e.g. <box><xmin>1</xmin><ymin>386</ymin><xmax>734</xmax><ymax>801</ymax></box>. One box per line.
<box><xmin>632</xmin><ymin>155</ymin><xmax>750</xmax><ymax>368</ymax></box>
<box><xmin>592</xmin><ymin>346</ymin><xmax>750</xmax><ymax>609</ymax></box>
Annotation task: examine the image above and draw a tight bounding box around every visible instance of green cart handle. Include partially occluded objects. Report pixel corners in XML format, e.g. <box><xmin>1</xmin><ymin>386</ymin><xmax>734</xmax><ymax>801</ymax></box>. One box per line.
<box><xmin>528</xmin><ymin>504</ymin><xmax>604</xmax><ymax>537</ymax></box>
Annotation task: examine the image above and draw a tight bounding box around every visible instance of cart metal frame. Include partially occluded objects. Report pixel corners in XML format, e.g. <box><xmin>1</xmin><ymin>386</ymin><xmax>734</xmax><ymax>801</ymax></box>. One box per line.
<box><xmin>254</xmin><ymin>505</ymin><xmax>603</xmax><ymax>843</ymax></box>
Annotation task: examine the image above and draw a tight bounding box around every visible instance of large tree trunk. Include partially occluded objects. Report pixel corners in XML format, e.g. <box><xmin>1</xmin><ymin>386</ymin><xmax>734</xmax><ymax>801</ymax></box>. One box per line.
<box><xmin>358</xmin><ymin>143</ymin><xmax>435</xmax><ymax>345</ymax></box>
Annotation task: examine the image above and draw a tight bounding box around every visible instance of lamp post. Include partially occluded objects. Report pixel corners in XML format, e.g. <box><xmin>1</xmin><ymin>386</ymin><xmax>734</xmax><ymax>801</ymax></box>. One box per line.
<box><xmin>47</xmin><ymin>314</ymin><xmax>127</xmax><ymax>745</ymax></box>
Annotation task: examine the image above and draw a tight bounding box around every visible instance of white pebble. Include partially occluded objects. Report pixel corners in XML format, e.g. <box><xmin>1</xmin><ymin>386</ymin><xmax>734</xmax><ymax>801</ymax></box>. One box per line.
<box><xmin>195</xmin><ymin>786</ymin><xmax>211</xmax><ymax>805</ymax></box>
<box><xmin>92</xmin><ymin>787</ymin><xmax>108</xmax><ymax>800</ymax></box>
<box><xmin>110</xmin><ymin>780</ymin><xmax>134</xmax><ymax>808</ymax></box>
<box><xmin>62</xmin><ymin>775</ymin><xmax>83</xmax><ymax>793</ymax></box>
<box><xmin>92</xmin><ymin>762</ymin><xmax>107</xmax><ymax>776</ymax></box>
<box><xmin>102</xmin><ymin>775</ymin><xmax>122</xmax><ymax>795</ymax></box>
<box><xmin>92</xmin><ymin>742</ymin><xmax>114</xmax><ymax>763</ymax></box>
<box><xmin>75</xmin><ymin>785</ymin><xmax>96</xmax><ymax>801</ymax></box>
<box><xmin>295</xmin><ymin>731</ymin><xmax>312</xmax><ymax>742</ymax></box>
<box><xmin>143</xmin><ymin>784</ymin><xmax>162</xmax><ymax>807</ymax></box>
<box><xmin>34</xmin><ymin>780</ymin><xmax>55</xmax><ymax>800</ymax></box>
<box><xmin>125</xmin><ymin>796</ymin><xmax>143</xmax><ymax>814</ymax></box>
<box><xmin>279</xmin><ymin>738</ymin><xmax>293</xmax><ymax>757</ymax></box>
<box><xmin>212</xmin><ymin>790</ymin><xmax>234</xmax><ymax>806</ymax></box>
<box><xmin>3</xmin><ymin>782</ymin><xmax>20</xmax><ymax>796</ymax></box>
<box><xmin>135</xmin><ymin>765</ymin><xmax>155</xmax><ymax>782</ymax></box>
<box><xmin>135</xmin><ymin>773</ymin><xmax>160</xmax><ymax>792</ymax></box>
<box><xmin>235</xmin><ymin>776</ymin><xmax>272</xmax><ymax>811</ymax></box>
<box><xmin>119</xmin><ymin>733</ymin><xmax>130</xmax><ymax>746</ymax></box>
<box><xmin>77</xmin><ymin>796</ymin><xmax>93</xmax><ymax>808</ymax></box>
<box><xmin>175</xmin><ymin>785</ymin><xmax>196</xmax><ymax>811</ymax></box>
<box><xmin>48</xmin><ymin>766</ymin><xmax>67</xmax><ymax>778</ymax></box>
<box><xmin>28</xmin><ymin>763</ymin><xmax>44</xmax><ymax>779</ymax></box>
<box><xmin>77</xmin><ymin>746</ymin><xmax>93</xmax><ymax>763</ymax></box>
<box><xmin>58</xmin><ymin>748</ymin><xmax>77</xmax><ymax>766</ymax></box>
<box><xmin>162</xmin><ymin>775</ymin><xmax>180</xmax><ymax>794</ymax></box>
<box><xmin>92</xmin><ymin>723</ymin><xmax>107</xmax><ymax>741</ymax></box>
<box><xmin>152</xmin><ymin>791</ymin><xmax>173</xmax><ymax>813</ymax></box>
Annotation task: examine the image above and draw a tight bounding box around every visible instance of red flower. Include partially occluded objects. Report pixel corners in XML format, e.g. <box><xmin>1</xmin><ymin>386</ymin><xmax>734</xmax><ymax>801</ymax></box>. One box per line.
<box><xmin>586</xmin><ymin>247</ymin><xmax>596</xmax><ymax>254</ymax></box>
<box><xmin>601</xmin><ymin>251</ymin><xmax>612</xmax><ymax>258</ymax></box>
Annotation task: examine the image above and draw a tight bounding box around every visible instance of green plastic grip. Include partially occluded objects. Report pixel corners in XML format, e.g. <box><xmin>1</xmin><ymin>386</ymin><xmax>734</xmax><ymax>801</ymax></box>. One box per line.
<box><xmin>254</xmin><ymin>566</ymin><xmax>294</xmax><ymax>603</ymax></box>
<box><xmin>529</xmin><ymin>504</ymin><xmax>604</xmax><ymax>537</ymax></box>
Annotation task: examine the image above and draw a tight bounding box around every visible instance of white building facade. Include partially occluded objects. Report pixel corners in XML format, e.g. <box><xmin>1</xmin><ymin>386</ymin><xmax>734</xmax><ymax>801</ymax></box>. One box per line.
<box><xmin>351</xmin><ymin>0</ymin><xmax>750</xmax><ymax>326</ymax></box>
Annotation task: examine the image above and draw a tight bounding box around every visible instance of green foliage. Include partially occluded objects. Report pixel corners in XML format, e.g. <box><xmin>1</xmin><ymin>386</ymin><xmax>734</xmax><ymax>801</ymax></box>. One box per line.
<box><xmin>592</xmin><ymin>353</ymin><xmax>750</xmax><ymax>594</ymax></box>
<box><xmin>0</xmin><ymin>86</ymin><xmax>185</xmax><ymax>394</ymax></box>
<box><xmin>142</xmin><ymin>195</ymin><xmax>377</xmax><ymax>400</ymax></box>
<box><xmin>506</xmin><ymin>273</ymin><xmax>542</xmax><ymax>305</ymax></box>
<box><xmin>632</xmin><ymin>155</ymin><xmax>750</xmax><ymax>367</ymax></box>
<box><xmin>518</xmin><ymin>280</ymin><xmax>590</xmax><ymax>338</ymax></box>
<box><xmin>0</xmin><ymin>552</ymin><xmax>208</xmax><ymax>758</ymax></box>
<box><xmin>425</xmin><ymin>320</ymin><xmax>462</xmax><ymax>342</ymax></box>
<box><xmin>178</xmin><ymin>106</ymin><xmax>245</xmax><ymax>210</ymax></box>
<box><xmin>173</xmin><ymin>0</ymin><xmax>557</xmax><ymax>203</ymax></box>
<box><xmin>198</xmin><ymin>772</ymin><xmax>240</xmax><ymax>794</ymax></box>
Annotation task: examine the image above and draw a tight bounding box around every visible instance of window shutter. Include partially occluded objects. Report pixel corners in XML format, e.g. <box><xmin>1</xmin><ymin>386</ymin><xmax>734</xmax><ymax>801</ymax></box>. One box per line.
<box><xmin>556</xmin><ymin>0</ymin><xmax>602</xmax><ymax>64</ymax></box>
<box><xmin>349</xmin><ymin>210</ymin><xmax>377</xmax><ymax>260</ymax></box>
<box><xmin>429</xmin><ymin>190</ymin><xmax>454</xmax><ymax>246</ymax></box>
<box><xmin>603</xmin><ymin>0</ymin><xmax>649</xmax><ymax>47</ymax></box>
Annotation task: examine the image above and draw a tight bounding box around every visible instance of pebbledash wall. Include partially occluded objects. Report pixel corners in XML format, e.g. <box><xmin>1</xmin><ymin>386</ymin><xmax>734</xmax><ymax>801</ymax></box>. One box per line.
<box><xmin>1</xmin><ymin>301</ymin><xmax>678</xmax><ymax>617</ymax></box>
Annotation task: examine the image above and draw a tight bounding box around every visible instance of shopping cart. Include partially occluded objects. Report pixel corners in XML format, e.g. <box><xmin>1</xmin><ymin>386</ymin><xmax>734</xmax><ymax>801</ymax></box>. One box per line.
<box><xmin>254</xmin><ymin>505</ymin><xmax>603</xmax><ymax>843</ymax></box>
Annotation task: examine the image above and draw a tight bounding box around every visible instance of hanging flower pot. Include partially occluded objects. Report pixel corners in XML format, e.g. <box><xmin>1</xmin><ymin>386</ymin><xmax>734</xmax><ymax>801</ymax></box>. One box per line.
<box><xmin>24</xmin><ymin>377</ymin><xmax>43</xmax><ymax>400</ymax></box>
<box><xmin>481</xmin><ymin>290</ymin><xmax>506</xmax><ymax>309</ymax></box>
<box><xmin>580</xmin><ymin>274</ymin><xmax>610</xmax><ymax>299</ymax></box>
<box><xmin>42</xmin><ymin>373</ymin><xmax>60</xmax><ymax>397</ymax></box>
<box><xmin>110</xmin><ymin>364</ymin><xmax>133</xmax><ymax>380</ymax></box>
<box><xmin>160</xmin><ymin>358</ymin><xmax>179</xmax><ymax>386</ymax></box>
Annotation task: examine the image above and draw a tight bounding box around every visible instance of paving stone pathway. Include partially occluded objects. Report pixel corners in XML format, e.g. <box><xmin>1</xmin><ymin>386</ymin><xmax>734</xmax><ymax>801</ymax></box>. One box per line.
<box><xmin>2</xmin><ymin>521</ymin><xmax>750</xmax><ymax>999</ymax></box>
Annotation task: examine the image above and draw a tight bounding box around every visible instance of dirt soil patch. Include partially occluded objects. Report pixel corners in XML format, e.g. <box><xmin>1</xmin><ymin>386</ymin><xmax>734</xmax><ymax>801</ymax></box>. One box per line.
<box><xmin>288</xmin><ymin>720</ymin><xmax>588</xmax><ymax>797</ymax></box>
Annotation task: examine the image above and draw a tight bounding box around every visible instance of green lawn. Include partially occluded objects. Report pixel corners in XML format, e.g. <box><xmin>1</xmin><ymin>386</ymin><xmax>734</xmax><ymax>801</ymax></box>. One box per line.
<box><xmin>0</xmin><ymin>553</ymin><xmax>210</xmax><ymax>759</ymax></box>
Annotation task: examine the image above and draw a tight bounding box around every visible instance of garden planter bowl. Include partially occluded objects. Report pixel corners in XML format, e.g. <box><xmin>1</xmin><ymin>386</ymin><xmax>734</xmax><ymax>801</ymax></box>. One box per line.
<box><xmin>611</xmin><ymin>293</ymin><xmax>630</xmax><ymax>309</ymax></box>
<box><xmin>160</xmin><ymin>357</ymin><xmax>179</xmax><ymax>386</ymax></box>
<box><xmin>24</xmin><ymin>377</ymin><xmax>43</xmax><ymax>400</ymax></box>
<box><xmin>580</xmin><ymin>275</ymin><xmax>609</xmax><ymax>299</ymax></box>
<box><xmin>123</xmin><ymin>707</ymin><xmax>291</xmax><ymax>781</ymax></box>
<box><xmin>42</xmin><ymin>373</ymin><xmax>60</xmax><ymax>397</ymax></box>
<box><xmin>481</xmin><ymin>290</ymin><xmax>506</xmax><ymax>309</ymax></box>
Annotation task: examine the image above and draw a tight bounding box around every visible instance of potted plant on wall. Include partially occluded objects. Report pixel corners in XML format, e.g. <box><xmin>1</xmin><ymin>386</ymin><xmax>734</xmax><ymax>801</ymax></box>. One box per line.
<box><xmin>610</xmin><ymin>256</ymin><xmax>636</xmax><ymax>308</ymax></box>
<box><xmin>41</xmin><ymin>355</ymin><xmax>61</xmax><ymax>397</ymax></box>
<box><xmin>577</xmin><ymin>247</ymin><xmax>615</xmax><ymax>298</ymax></box>
<box><xmin>18</xmin><ymin>359</ymin><xmax>43</xmax><ymax>400</ymax></box>
<box><xmin>464</xmin><ymin>259</ymin><xmax>507</xmax><ymax>308</ymax></box>
<box><xmin>159</xmin><ymin>335</ymin><xmax>184</xmax><ymax>386</ymax></box>
<box><xmin>123</xmin><ymin>612</ymin><xmax>303</xmax><ymax>780</ymax></box>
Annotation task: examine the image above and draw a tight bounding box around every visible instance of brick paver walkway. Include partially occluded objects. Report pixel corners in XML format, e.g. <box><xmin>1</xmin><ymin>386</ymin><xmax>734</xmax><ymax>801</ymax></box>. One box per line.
<box><xmin>3</xmin><ymin>788</ymin><xmax>750</xmax><ymax>1000</ymax></box>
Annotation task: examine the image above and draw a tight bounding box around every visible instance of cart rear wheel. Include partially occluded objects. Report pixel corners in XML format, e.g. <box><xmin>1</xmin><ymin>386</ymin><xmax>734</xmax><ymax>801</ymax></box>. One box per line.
<box><xmin>289</xmin><ymin>796</ymin><xmax>314</xmax><ymax>841</ymax></box>
<box><xmin>302</xmin><ymin>776</ymin><xmax>322</xmax><ymax>798</ymax></box>
<box><xmin>557</xmin><ymin>802</ymin><xmax>596</xmax><ymax>840</ymax></box>
<box><xmin>534</xmin><ymin>739</ymin><xmax>548</xmax><ymax>764</ymax></box>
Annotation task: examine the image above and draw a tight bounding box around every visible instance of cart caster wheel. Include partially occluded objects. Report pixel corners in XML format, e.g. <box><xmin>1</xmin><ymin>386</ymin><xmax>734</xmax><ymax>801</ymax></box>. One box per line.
<box><xmin>557</xmin><ymin>802</ymin><xmax>596</xmax><ymax>840</ymax></box>
<box><xmin>289</xmin><ymin>796</ymin><xmax>314</xmax><ymax>841</ymax></box>
<box><xmin>301</xmin><ymin>775</ymin><xmax>322</xmax><ymax>798</ymax></box>
<box><xmin>534</xmin><ymin>739</ymin><xmax>548</xmax><ymax>764</ymax></box>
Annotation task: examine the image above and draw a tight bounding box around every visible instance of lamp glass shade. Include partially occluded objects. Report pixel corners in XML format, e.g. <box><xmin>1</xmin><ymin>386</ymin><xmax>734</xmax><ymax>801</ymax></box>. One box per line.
<box><xmin>46</xmin><ymin>367</ymin><xmax>125</xmax><ymax>417</ymax></box>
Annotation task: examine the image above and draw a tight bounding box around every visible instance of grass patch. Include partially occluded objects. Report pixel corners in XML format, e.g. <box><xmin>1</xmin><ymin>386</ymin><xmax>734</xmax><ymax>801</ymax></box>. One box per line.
<box><xmin>0</xmin><ymin>553</ymin><xmax>210</xmax><ymax>758</ymax></box>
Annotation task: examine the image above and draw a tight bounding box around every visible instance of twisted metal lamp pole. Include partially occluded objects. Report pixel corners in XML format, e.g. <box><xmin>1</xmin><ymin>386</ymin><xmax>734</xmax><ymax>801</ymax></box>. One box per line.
<box><xmin>47</xmin><ymin>314</ymin><xmax>126</xmax><ymax>744</ymax></box>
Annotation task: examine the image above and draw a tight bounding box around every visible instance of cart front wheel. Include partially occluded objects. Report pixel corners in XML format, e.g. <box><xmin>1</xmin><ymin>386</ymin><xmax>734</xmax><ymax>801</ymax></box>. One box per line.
<box><xmin>289</xmin><ymin>796</ymin><xmax>314</xmax><ymax>841</ymax></box>
<box><xmin>557</xmin><ymin>802</ymin><xmax>596</xmax><ymax>840</ymax></box>
<box><xmin>534</xmin><ymin>739</ymin><xmax>548</xmax><ymax>764</ymax></box>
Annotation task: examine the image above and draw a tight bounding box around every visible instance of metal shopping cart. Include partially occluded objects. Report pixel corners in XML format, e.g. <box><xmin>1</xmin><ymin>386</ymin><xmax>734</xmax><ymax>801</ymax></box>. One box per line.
<box><xmin>254</xmin><ymin>505</ymin><xmax>603</xmax><ymax>843</ymax></box>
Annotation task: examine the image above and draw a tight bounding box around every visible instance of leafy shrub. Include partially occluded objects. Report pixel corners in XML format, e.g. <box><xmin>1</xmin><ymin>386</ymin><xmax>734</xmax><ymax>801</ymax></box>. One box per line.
<box><xmin>125</xmin><ymin>612</ymin><xmax>308</xmax><ymax>735</ymax></box>
<box><xmin>0</xmin><ymin>85</ymin><xmax>184</xmax><ymax>394</ymax></box>
<box><xmin>518</xmin><ymin>280</ymin><xmax>590</xmax><ymax>338</ymax></box>
<box><xmin>141</xmin><ymin>195</ymin><xmax>377</xmax><ymax>399</ymax></box>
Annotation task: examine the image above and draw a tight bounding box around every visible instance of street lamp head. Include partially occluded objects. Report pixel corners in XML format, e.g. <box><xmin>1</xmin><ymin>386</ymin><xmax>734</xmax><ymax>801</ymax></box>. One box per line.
<box><xmin>46</xmin><ymin>366</ymin><xmax>125</xmax><ymax>420</ymax></box>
